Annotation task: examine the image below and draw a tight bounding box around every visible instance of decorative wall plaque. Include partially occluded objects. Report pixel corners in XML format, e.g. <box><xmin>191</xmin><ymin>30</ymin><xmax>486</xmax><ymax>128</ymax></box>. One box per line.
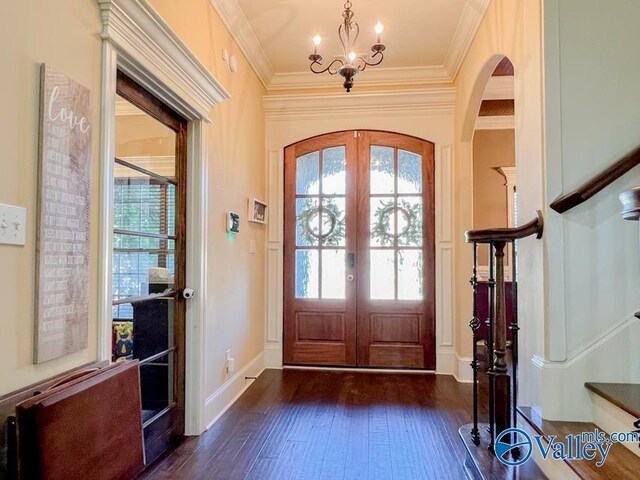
<box><xmin>34</xmin><ymin>65</ymin><xmax>92</xmax><ymax>363</ymax></box>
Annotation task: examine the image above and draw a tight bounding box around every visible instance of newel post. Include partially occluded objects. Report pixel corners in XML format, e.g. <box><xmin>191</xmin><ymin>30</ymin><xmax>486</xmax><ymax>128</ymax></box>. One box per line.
<box><xmin>491</xmin><ymin>241</ymin><xmax>511</xmax><ymax>439</ymax></box>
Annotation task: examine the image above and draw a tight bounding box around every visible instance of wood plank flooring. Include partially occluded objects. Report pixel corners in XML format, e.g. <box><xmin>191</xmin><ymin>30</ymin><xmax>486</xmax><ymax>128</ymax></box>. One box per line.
<box><xmin>137</xmin><ymin>369</ymin><xmax>476</xmax><ymax>480</ymax></box>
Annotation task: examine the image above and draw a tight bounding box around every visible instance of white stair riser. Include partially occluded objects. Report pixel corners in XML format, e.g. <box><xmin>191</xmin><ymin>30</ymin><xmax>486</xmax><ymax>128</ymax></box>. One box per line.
<box><xmin>589</xmin><ymin>391</ymin><xmax>640</xmax><ymax>458</ymax></box>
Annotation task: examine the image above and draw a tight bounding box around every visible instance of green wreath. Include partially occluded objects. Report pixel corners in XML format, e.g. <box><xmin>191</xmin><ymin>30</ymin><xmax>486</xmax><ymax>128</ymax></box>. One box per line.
<box><xmin>297</xmin><ymin>199</ymin><xmax>346</xmax><ymax>246</ymax></box>
<box><xmin>371</xmin><ymin>199</ymin><xmax>422</xmax><ymax>246</ymax></box>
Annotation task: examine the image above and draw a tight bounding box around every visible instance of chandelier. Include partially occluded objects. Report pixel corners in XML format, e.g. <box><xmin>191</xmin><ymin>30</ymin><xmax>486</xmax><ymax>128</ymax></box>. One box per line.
<box><xmin>308</xmin><ymin>1</ymin><xmax>386</xmax><ymax>93</ymax></box>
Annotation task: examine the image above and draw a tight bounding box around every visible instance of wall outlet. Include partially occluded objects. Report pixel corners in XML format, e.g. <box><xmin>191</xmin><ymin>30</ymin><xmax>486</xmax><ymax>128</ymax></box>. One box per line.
<box><xmin>0</xmin><ymin>204</ymin><xmax>27</xmax><ymax>246</ymax></box>
<box><xmin>225</xmin><ymin>349</ymin><xmax>235</xmax><ymax>374</ymax></box>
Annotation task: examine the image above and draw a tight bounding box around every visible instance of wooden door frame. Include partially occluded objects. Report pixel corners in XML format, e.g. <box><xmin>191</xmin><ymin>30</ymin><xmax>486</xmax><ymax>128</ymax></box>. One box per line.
<box><xmin>97</xmin><ymin>0</ymin><xmax>230</xmax><ymax>436</ymax></box>
<box><xmin>116</xmin><ymin>70</ymin><xmax>188</xmax><ymax>460</ymax></box>
<box><xmin>282</xmin><ymin>130</ymin><xmax>436</xmax><ymax>369</ymax></box>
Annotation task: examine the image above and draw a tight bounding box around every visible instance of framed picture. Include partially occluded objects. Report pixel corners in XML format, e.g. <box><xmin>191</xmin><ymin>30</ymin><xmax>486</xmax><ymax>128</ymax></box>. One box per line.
<box><xmin>248</xmin><ymin>198</ymin><xmax>268</xmax><ymax>224</ymax></box>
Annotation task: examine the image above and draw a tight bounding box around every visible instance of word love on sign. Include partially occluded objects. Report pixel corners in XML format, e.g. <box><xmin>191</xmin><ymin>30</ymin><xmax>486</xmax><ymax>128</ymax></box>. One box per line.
<box><xmin>35</xmin><ymin>65</ymin><xmax>92</xmax><ymax>363</ymax></box>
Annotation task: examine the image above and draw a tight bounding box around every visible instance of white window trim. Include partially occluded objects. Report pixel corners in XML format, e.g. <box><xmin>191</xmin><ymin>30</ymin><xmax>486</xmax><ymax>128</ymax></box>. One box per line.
<box><xmin>96</xmin><ymin>0</ymin><xmax>229</xmax><ymax>435</ymax></box>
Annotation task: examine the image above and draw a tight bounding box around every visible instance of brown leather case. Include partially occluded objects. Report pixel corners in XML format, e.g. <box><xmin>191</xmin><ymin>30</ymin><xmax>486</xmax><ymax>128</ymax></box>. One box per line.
<box><xmin>15</xmin><ymin>361</ymin><xmax>144</xmax><ymax>480</ymax></box>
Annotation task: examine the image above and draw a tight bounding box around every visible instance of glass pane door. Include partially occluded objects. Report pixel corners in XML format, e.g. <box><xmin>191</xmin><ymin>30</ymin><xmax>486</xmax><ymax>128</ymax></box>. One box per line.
<box><xmin>284</xmin><ymin>132</ymin><xmax>357</xmax><ymax>366</ymax></box>
<box><xmin>284</xmin><ymin>131</ymin><xmax>435</xmax><ymax>370</ymax></box>
<box><xmin>113</xmin><ymin>71</ymin><xmax>188</xmax><ymax>465</ymax></box>
<box><xmin>356</xmin><ymin>131</ymin><xmax>435</xmax><ymax>369</ymax></box>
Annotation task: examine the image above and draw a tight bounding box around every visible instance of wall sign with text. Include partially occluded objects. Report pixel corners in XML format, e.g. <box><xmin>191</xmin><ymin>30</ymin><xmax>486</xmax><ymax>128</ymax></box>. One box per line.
<box><xmin>35</xmin><ymin>65</ymin><xmax>92</xmax><ymax>363</ymax></box>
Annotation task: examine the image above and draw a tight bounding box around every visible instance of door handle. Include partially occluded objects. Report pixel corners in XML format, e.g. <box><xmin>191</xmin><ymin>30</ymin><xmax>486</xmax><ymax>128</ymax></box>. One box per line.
<box><xmin>347</xmin><ymin>252</ymin><xmax>356</xmax><ymax>268</ymax></box>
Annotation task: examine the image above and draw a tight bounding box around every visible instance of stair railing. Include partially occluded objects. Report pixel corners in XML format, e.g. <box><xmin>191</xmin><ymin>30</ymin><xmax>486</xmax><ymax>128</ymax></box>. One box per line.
<box><xmin>550</xmin><ymin>146</ymin><xmax>640</xmax><ymax>213</ymax></box>
<box><xmin>465</xmin><ymin>211</ymin><xmax>544</xmax><ymax>451</ymax></box>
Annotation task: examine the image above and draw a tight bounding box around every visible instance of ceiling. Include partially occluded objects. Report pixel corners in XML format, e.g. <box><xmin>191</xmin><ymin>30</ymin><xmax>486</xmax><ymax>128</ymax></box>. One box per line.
<box><xmin>210</xmin><ymin>0</ymin><xmax>492</xmax><ymax>90</ymax></box>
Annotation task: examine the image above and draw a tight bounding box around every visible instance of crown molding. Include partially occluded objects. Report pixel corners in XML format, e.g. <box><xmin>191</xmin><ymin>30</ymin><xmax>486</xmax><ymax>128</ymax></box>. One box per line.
<box><xmin>483</xmin><ymin>76</ymin><xmax>514</xmax><ymax>100</ymax></box>
<box><xmin>208</xmin><ymin>0</ymin><xmax>274</xmax><ymax>89</ymax></box>
<box><xmin>498</xmin><ymin>166</ymin><xmax>517</xmax><ymax>186</ymax></box>
<box><xmin>264</xmin><ymin>88</ymin><xmax>457</xmax><ymax>121</ymax></box>
<box><xmin>444</xmin><ymin>0</ymin><xmax>491</xmax><ymax>80</ymax></box>
<box><xmin>268</xmin><ymin>65</ymin><xmax>451</xmax><ymax>91</ymax></box>
<box><xmin>97</xmin><ymin>0</ymin><xmax>230</xmax><ymax>120</ymax></box>
<box><xmin>475</xmin><ymin>115</ymin><xmax>515</xmax><ymax>130</ymax></box>
<box><xmin>210</xmin><ymin>0</ymin><xmax>490</xmax><ymax>91</ymax></box>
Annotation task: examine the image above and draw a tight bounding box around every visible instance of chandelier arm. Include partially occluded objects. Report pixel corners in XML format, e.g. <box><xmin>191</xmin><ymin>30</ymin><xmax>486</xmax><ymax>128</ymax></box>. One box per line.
<box><xmin>310</xmin><ymin>58</ymin><xmax>344</xmax><ymax>75</ymax></box>
<box><xmin>358</xmin><ymin>50</ymin><xmax>384</xmax><ymax>70</ymax></box>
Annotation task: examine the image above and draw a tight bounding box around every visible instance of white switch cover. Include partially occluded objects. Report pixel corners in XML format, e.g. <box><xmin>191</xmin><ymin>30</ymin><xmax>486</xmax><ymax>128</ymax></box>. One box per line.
<box><xmin>0</xmin><ymin>204</ymin><xmax>27</xmax><ymax>246</ymax></box>
<box><xmin>249</xmin><ymin>239</ymin><xmax>257</xmax><ymax>254</ymax></box>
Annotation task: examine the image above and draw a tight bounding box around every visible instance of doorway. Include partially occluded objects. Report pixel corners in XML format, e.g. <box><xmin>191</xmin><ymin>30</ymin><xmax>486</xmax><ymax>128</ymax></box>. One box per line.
<box><xmin>283</xmin><ymin>130</ymin><xmax>435</xmax><ymax>369</ymax></box>
<box><xmin>112</xmin><ymin>71</ymin><xmax>188</xmax><ymax>464</ymax></box>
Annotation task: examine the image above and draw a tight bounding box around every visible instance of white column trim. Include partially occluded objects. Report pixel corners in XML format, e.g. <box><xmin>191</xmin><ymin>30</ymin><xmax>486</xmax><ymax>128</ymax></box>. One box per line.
<box><xmin>96</xmin><ymin>0</ymin><xmax>229</xmax><ymax>436</ymax></box>
<box><xmin>97</xmin><ymin>42</ymin><xmax>118</xmax><ymax>364</ymax></box>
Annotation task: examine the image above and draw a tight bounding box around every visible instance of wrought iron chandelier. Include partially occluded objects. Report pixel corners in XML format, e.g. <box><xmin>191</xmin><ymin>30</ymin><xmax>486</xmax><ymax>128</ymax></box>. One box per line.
<box><xmin>308</xmin><ymin>1</ymin><xmax>386</xmax><ymax>93</ymax></box>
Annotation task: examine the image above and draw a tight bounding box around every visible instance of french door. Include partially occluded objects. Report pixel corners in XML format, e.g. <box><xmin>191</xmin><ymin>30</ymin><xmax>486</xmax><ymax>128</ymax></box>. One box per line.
<box><xmin>113</xmin><ymin>71</ymin><xmax>187</xmax><ymax>465</ymax></box>
<box><xmin>284</xmin><ymin>130</ymin><xmax>435</xmax><ymax>369</ymax></box>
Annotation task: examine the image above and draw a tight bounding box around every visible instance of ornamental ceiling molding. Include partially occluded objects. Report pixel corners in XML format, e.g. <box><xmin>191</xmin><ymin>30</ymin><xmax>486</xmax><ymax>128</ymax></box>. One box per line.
<box><xmin>98</xmin><ymin>0</ymin><xmax>230</xmax><ymax>120</ymax></box>
<box><xmin>263</xmin><ymin>88</ymin><xmax>457</xmax><ymax>121</ymax></box>
<box><xmin>209</xmin><ymin>0</ymin><xmax>491</xmax><ymax>90</ymax></box>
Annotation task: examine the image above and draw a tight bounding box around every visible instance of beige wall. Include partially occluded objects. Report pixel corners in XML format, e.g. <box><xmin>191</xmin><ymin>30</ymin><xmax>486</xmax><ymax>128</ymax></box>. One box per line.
<box><xmin>473</xmin><ymin>129</ymin><xmax>515</xmax><ymax>265</ymax></box>
<box><xmin>0</xmin><ymin>0</ymin><xmax>102</xmax><ymax>393</ymax></box>
<box><xmin>454</xmin><ymin>0</ymin><xmax>545</xmax><ymax>407</ymax></box>
<box><xmin>148</xmin><ymin>0</ymin><xmax>267</xmax><ymax>402</ymax></box>
<box><xmin>0</xmin><ymin>0</ymin><xmax>266</xmax><ymax>410</ymax></box>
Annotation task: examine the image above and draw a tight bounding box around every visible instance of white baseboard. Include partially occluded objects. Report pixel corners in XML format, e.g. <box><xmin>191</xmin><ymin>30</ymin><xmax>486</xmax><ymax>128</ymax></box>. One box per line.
<box><xmin>436</xmin><ymin>347</ymin><xmax>455</xmax><ymax>375</ymax></box>
<box><xmin>589</xmin><ymin>391</ymin><xmax>640</xmax><ymax>458</ymax></box>
<box><xmin>454</xmin><ymin>354</ymin><xmax>474</xmax><ymax>383</ymax></box>
<box><xmin>264</xmin><ymin>343</ymin><xmax>283</xmax><ymax>368</ymax></box>
<box><xmin>204</xmin><ymin>352</ymin><xmax>265</xmax><ymax>430</ymax></box>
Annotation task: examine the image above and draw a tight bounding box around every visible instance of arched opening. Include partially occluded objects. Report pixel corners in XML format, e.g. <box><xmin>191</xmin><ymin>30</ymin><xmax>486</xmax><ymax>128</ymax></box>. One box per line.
<box><xmin>471</xmin><ymin>57</ymin><xmax>516</xmax><ymax>279</ymax></box>
<box><xmin>282</xmin><ymin>130</ymin><xmax>436</xmax><ymax>370</ymax></box>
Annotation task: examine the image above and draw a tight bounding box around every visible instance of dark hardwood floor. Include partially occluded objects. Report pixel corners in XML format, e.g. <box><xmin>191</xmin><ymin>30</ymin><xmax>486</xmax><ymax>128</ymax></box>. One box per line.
<box><xmin>137</xmin><ymin>369</ymin><xmax>477</xmax><ymax>480</ymax></box>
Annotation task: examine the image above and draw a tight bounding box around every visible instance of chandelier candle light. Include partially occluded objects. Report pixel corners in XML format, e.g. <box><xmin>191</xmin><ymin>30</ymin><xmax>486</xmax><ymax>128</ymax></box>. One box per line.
<box><xmin>308</xmin><ymin>1</ymin><xmax>386</xmax><ymax>93</ymax></box>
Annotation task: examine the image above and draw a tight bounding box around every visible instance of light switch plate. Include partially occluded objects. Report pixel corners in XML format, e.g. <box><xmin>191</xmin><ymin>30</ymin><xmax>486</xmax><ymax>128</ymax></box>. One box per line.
<box><xmin>249</xmin><ymin>239</ymin><xmax>257</xmax><ymax>254</ymax></box>
<box><xmin>0</xmin><ymin>203</ymin><xmax>27</xmax><ymax>246</ymax></box>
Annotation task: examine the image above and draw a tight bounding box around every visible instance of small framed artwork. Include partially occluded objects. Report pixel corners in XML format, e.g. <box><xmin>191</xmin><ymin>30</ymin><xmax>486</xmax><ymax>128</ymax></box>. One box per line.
<box><xmin>248</xmin><ymin>198</ymin><xmax>268</xmax><ymax>224</ymax></box>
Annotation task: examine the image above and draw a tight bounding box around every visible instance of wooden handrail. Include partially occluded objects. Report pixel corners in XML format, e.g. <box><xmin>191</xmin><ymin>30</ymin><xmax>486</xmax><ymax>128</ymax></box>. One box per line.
<box><xmin>465</xmin><ymin>211</ymin><xmax>543</xmax><ymax>244</ymax></box>
<box><xmin>550</xmin><ymin>146</ymin><xmax>640</xmax><ymax>213</ymax></box>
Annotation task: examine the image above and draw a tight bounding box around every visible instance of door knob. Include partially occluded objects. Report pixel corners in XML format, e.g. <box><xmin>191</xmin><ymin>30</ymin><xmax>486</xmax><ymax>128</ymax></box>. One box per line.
<box><xmin>347</xmin><ymin>274</ymin><xmax>355</xmax><ymax>282</ymax></box>
<box><xmin>182</xmin><ymin>288</ymin><xmax>195</xmax><ymax>299</ymax></box>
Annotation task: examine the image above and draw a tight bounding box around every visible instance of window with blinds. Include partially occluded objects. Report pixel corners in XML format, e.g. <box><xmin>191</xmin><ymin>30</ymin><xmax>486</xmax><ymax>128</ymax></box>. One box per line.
<box><xmin>112</xmin><ymin>179</ymin><xmax>176</xmax><ymax>319</ymax></box>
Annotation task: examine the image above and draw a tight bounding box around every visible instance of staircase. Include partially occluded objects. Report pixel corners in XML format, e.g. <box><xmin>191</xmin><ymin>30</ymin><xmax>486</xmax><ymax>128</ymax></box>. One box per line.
<box><xmin>460</xmin><ymin>161</ymin><xmax>640</xmax><ymax>478</ymax></box>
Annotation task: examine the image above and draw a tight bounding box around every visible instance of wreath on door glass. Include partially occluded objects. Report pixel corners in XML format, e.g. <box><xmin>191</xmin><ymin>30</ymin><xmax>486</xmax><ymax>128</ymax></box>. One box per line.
<box><xmin>371</xmin><ymin>199</ymin><xmax>422</xmax><ymax>246</ymax></box>
<box><xmin>297</xmin><ymin>199</ymin><xmax>346</xmax><ymax>246</ymax></box>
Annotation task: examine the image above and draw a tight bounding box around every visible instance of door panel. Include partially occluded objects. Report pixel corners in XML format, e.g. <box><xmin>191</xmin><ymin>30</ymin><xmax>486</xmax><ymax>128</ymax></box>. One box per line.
<box><xmin>357</xmin><ymin>131</ymin><xmax>435</xmax><ymax>369</ymax></box>
<box><xmin>284</xmin><ymin>132</ymin><xmax>357</xmax><ymax>366</ymax></box>
<box><xmin>284</xmin><ymin>130</ymin><xmax>435</xmax><ymax>369</ymax></box>
<box><xmin>114</xmin><ymin>71</ymin><xmax>187</xmax><ymax>465</ymax></box>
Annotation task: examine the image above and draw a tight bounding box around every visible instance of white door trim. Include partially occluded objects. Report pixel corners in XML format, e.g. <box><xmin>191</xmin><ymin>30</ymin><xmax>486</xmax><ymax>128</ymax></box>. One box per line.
<box><xmin>96</xmin><ymin>0</ymin><xmax>229</xmax><ymax>435</ymax></box>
